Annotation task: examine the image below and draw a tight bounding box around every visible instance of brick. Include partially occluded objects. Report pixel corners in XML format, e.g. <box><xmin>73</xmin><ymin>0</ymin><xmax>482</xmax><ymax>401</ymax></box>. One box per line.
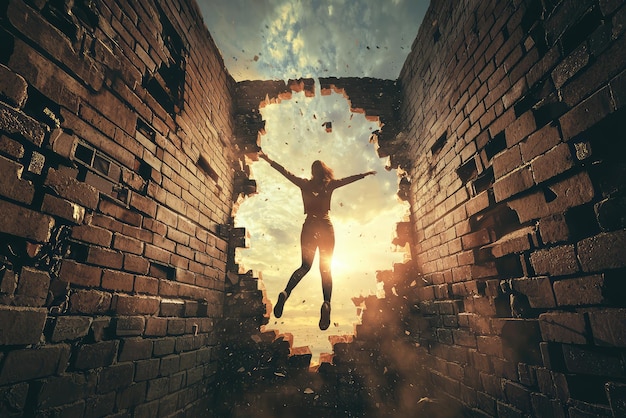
<box><xmin>0</xmin><ymin>268</ymin><xmax>17</xmax><ymax>295</ymax></box>
<box><xmin>588</xmin><ymin>309</ymin><xmax>626</xmax><ymax>347</ymax></box>
<box><xmin>0</xmin><ymin>135</ymin><xmax>25</xmax><ymax>158</ymax></box>
<box><xmin>130</xmin><ymin>191</ymin><xmax>157</xmax><ymax>217</ymax></box>
<box><xmin>135</xmin><ymin>358</ymin><xmax>160</xmax><ymax>381</ymax></box>
<box><xmin>553</xmin><ymin>274</ymin><xmax>606</xmax><ymax>306</ymax></box>
<box><xmin>99</xmin><ymin>199</ymin><xmax>142</xmax><ymax>226</ymax></box>
<box><xmin>461</xmin><ymin>229</ymin><xmax>492</xmax><ymax>250</ymax></box>
<box><xmin>71</xmin><ymin>224</ymin><xmax>113</xmax><ymax>246</ymax></box>
<box><xmin>74</xmin><ymin>340</ymin><xmax>118</xmax><ymax>370</ymax></box>
<box><xmin>0</xmin><ymin>199</ymin><xmax>55</xmax><ymax>242</ymax></box>
<box><xmin>45</xmin><ymin>168</ymin><xmax>99</xmax><ymax>210</ymax></box>
<box><xmin>0</xmin><ymin>101</ymin><xmax>47</xmax><ymax>146</ymax></box>
<box><xmin>97</xmin><ymin>363</ymin><xmax>134</xmax><ymax>394</ymax></box>
<box><xmin>146</xmin><ymin>377</ymin><xmax>169</xmax><ymax>401</ymax></box>
<box><xmin>539</xmin><ymin>312</ymin><xmax>588</xmax><ymax>344</ymax></box>
<box><xmin>124</xmin><ymin>254</ymin><xmax>150</xmax><ymax>274</ymax></box>
<box><xmin>153</xmin><ymin>337</ymin><xmax>176</xmax><ymax>356</ymax></box>
<box><xmin>538</xmin><ymin>214</ymin><xmax>569</xmax><ymax>244</ymax></box>
<box><xmin>0</xmin><ymin>306</ymin><xmax>47</xmax><ymax>345</ymax></box>
<box><xmin>101</xmin><ymin>270</ymin><xmax>134</xmax><ymax>292</ymax></box>
<box><xmin>488</xmin><ymin>226</ymin><xmax>534</xmax><ymax>258</ymax></box>
<box><xmin>113</xmin><ymin>232</ymin><xmax>144</xmax><ymax>255</ymax></box>
<box><xmin>493</xmin><ymin>165</ymin><xmax>534</xmax><ymax>202</ymax></box>
<box><xmin>116</xmin><ymin>381</ymin><xmax>147</xmax><ymax>409</ymax></box>
<box><xmin>36</xmin><ymin>373</ymin><xmax>95</xmax><ymax>409</ymax></box>
<box><xmin>505</xmin><ymin>111</ymin><xmax>536</xmax><ymax>147</ymax></box>
<box><xmin>41</xmin><ymin>193</ymin><xmax>85</xmax><ymax>224</ymax></box>
<box><xmin>577</xmin><ymin>229</ymin><xmax>626</xmax><ymax>272</ymax></box>
<box><xmin>564</xmin><ymin>85</ymin><xmax>616</xmax><ymax>140</ymax></box>
<box><xmin>0</xmin><ymin>154</ymin><xmax>34</xmax><ymax>204</ymax></box>
<box><xmin>118</xmin><ymin>337</ymin><xmax>153</xmax><ymax>361</ymax></box>
<box><xmin>530</xmin><ymin>245</ymin><xmax>579</xmax><ymax>276</ymax></box>
<box><xmin>493</xmin><ymin>146</ymin><xmax>522</xmax><ymax>179</ymax></box>
<box><xmin>49</xmin><ymin>130</ymin><xmax>78</xmax><ymax>159</ymax></box>
<box><xmin>59</xmin><ymin>260</ymin><xmax>102</xmax><ymax>287</ymax></box>
<box><xmin>520</xmin><ymin>124</ymin><xmax>562</xmax><ymax>163</ymax></box>
<box><xmin>562</xmin><ymin>344</ymin><xmax>624</xmax><ymax>377</ymax></box>
<box><xmin>114</xmin><ymin>294</ymin><xmax>159</xmax><ymax>315</ymax></box>
<box><xmin>531</xmin><ymin>143</ymin><xmax>574</xmax><ymax>184</ymax></box>
<box><xmin>69</xmin><ymin>289</ymin><xmax>111</xmax><ymax>314</ymax></box>
<box><xmin>50</xmin><ymin>315</ymin><xmax>92</xmax><ymax>342</ymax></box>
<box><xmin>0</xmin><ymin>344</ymin><xmax>69</xmax><ymax>385</ymax></box>
<box><xmin>134</xmin><ymin>275</ymin><xmax>159</xmax><ymax>295</ymax></box>
<box><xmin>504</xmin><ymin>380</ymin><xmax>532</xmax><ymax>412</ymax></box>
<box><xmin>0</xmin><ymin>63</ymin><xmax>28</xmax><ymax>108</ymax></box>
<box><xmin>115</xmin><ymin>315</ymin><xmax>145</xmax><ymax>336</ymax></box>
<box><xmin>511</xmin><ymin>276</ymin><xmax>556</xmax><ymax>308</ymax></box>
<box><xmin>15</xmin><ymin>266</ymin><xmax>49</xmax><ymax>306</ymax></box>
<box><xmin>87</xmin><ymin>246</ymin><xmax>124</xmax><ymax>269</ymax></box>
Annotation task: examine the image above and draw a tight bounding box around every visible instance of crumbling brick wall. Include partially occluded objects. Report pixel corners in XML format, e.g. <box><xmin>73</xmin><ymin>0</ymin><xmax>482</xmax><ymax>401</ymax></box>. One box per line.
<box><xmin>0</xmin><ymin>0</ymin><xmax>239</xmax><ymax>415</ymax></box>
<box><xmin>394</xmin><ymin>0</ymin><xmax>626</xmax><ymax>416</ymax></box>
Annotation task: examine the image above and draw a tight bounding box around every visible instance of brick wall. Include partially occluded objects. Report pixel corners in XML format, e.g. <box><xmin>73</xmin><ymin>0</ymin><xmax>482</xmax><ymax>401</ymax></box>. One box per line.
<box><xmin>0</xmin><ymin>0</ymin><xmax>239</xmax><ymax>415</ymax></box>
<box><xmin>395</xmin><ymin>0</ymin><xmax>626</xmax><ymax>416</ymax></box>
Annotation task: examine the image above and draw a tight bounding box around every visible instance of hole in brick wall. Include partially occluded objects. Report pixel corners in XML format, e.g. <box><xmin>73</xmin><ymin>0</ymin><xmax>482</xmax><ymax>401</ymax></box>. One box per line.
<box><xmin>23</xmin><ymin>87</ymin><xmax>63</xmax><ymax>131</ymax></box>
<box><xmin>495</xmin><ymin>254</ymin><xmax>524</xmax><ymax>278</ymax></box>
<box><xmin>456</xmin><ymin>158</ymin><xmax>478</xmax><ymax>184</ymax></box>
<box><xmin>471</xmin><ymin>205</ymin><xmax>521</xmax><ymax>240</ymax></box>
<box><xmin>430</xmin><ymin>131</ymin><xmax>447</xmax><ymax>156</ymax></box>
<box><xmin>197</xmin><ymin>155</ymin><xmax>222</xmax><ymax>194</ymax></box>
<box><xmin>149</xmin><ymin>262</ymin><xmax>176</xmax><ymax>280</ymax></box>
<box><xmin>433</xmin><ymin>26</ymin><xmax>441</xmax><ymax>43</ymax></box>
<box><xmin>532</xmin><ymin>94</ymin><xmax>568</xmax><ymax>128</ymax></box>
<box><xmin>472</xmin><ymin>166</ymin><xmax>494</xmax><ymax>195</ymax></box>
<box><xmin>42</xmin><ymin>0</ymin><xmax>80</xmax><ymax>40</ymax></box>
<box><xmin>564</xmin><ymin>203</ymin><xmax>601</xmax><ymax>240</ymax></box>
<box><xmin>561</xmin><ymin>6</ymin><xmax>602</xmax><ymax>56</ymax></box>
<box><xmin>136</xmin><ymin>119</ymin><xmax>156</xmax><ymax>144</ymax></box>
<box><xmin>514</xmin><ymin>79</ymin><xmax>550</xmax><ymax>118</ymax></box>
<box><xmin>484</xmin><ymin>131</ymin><xmax>506</xmax><ymax>161</ymax></box>
<box><xmin>520</xmin><ymin>0</ymin><xmax>543</xmax><ymax>33</ymax></box>
<box><xmin>604</xmin><ymin>268</ymin><xmax>626</xmax><ymax>307</ymax></box>
<box><xmin>144</xmin><ymin>3</ymin><xmax>186</xmax><ymax>117</ymax></box>
<box><xmin>234</xmin><ymin>87</ymin><xmax>409</xmax><ymax>365</ymax></box>
<box><xmin>136</xmin><ymin>159</ymin><xmax>152</xmax><ymax>182</ymax></box>
<box><xmin>0</xmin><ymin>28</ymin><xmax>14</xmax><ymax>64</ymax></box>
<box><xmin>543</xmin><ymin>186</ymin><xmax>558</xmax><ymax>203</ymax></box>
<box><xmin>73</xmin><ymin>141</ymin><xmax>116</xmax><ymax>179</ymax></box>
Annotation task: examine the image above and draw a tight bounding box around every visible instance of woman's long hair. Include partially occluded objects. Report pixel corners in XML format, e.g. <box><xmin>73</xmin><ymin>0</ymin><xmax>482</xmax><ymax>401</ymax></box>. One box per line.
<box><xmin>311</xmin><ymin>160</ymin><xmax>334</xmax><ymax>184</ymax></box>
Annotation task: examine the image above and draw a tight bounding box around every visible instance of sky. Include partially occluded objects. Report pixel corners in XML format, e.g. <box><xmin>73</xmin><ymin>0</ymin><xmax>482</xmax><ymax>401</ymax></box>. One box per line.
<box><xmin>198</xmin><ymin>0</ymin><xmax>429</xmax><ymax>363</ymax></box>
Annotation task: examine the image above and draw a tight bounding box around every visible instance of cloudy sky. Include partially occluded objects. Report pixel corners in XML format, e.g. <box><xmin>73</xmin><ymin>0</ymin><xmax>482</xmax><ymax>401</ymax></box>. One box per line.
<box><xmin>199</xmin><ymin>0</ymin><xmax>429</xmax><ymax>362</ymax></box>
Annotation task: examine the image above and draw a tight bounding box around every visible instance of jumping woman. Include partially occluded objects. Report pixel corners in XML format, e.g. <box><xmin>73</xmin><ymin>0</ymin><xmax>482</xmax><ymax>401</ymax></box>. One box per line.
<box><xmin>259</xmin><ymin>150</ymin><xmax>376</xmax><ymax>330</ymax></box>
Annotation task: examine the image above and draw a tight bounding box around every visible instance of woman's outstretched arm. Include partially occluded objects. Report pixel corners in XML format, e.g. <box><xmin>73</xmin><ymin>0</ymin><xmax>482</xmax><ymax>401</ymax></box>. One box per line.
<box><xmin>333</xmin><ymin>170</ymin><xmax>377</xmax><ymax>189</ymax></box>
<box><xmin>259</xmin><ymin>151</ymin><xmax>304</xmax><ymax>187</ymax></box>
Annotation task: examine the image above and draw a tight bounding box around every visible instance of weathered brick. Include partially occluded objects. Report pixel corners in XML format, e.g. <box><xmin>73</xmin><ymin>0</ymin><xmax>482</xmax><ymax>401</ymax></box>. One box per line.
<box><xmin>505</xmin><ymin>111</ymin><xmax>536</xmax><ymax>147</ymax></box>
<box><xmin>41</xmin><ymin>193</ymin><xmax>85</xmax><ymax>224</ymax></box>
<box><xmin>0</xmin><ymin>344</ymin><xmax>69</xmax><ymax>385</ymax></box>
<box><xmin>0</xmin><ymin>101</ymin><xmax>47</xmax><ymax>146</ymax></box>
<box><xmin>71</xmin><ymin>224</ymin><xmax>113</xmax><ymax>246</ymax></box>
<box><xmin>0</xmin><ymin>134</ymin><xmax>25</xmax><ymax>158</ymax></box>
<box><xmin>493</xmin><ymin>165</ymin><xmax>534</xmax><ymax>202</ymax></box>
<box><xmin>45</xmin><ymin>167</ymin><xmax>99</xmax><ymax>210</ymax></box>
<box><xmin>36</xmin><ymin>373</ymin><xmax>95</xmax><ymax>409</ymax></box>
<box><xmin>50</xmin><ymin>315</ymin><xmax>92</xmax><ymax>342</ymax></box>
<box><xmin>113</xmin><ymin>232</ymin><xmax>144</xmax><ymax>255</ymax></box>
<box><xmin>511</xmin><ymin>276</ymin><xmax>556</xmax><ymax>308</ymax></box>
<box><xmin>0</xmin><ymin>154</ymin><xmax>34</xmax><ymax>204</ymax></box>
<box><xmin>130</xmin><ymin>191</ymin><xmax>157</xmax><ymax>217</ymax></box>
<box><xmin>531</xmin><ymin>245</ymin><xmax>579</xmax><ymax>277</ymax></box>
<box><xmin>74</xmin><ymin>340</ymin><xmax>118</xmax><ymax>370</ymax></box>
<box><xmin>99</xmin><ymin>199</ymin><xmax>142</xmax><ymax>226</ymax></box>
<box><xmin>560</xmin><ymin>86</ymin><xmax>614</xmax><ymax>141</ymax></box>
<box><xmin>146</xmin><ymin>376</ymin><xmax>169</xmax><ymax>401</ymax></box>
<box><xmin>69</xmin><ymin>289</ymin><xmax>111</xmax><ymax>314</ymax></box>
<box><xmin>59</xmin><ymin>260</ymin><xmax>102</xmax><ymax>287</ymax></box>
<box><xmin>531</xmin><ymin>143</ymin><xmax>574</xmax><ymax>184</ymax></box>
<box><xmin>0</xmin><ymin>306</ymin><xmax>47</xmax><ymax>345</ymax></box>
<box><xmin>588</xmin><ymin>308</ymin><xmax>626</xmax><ymax>347</ymax></box>
<box><xmin>118</xmin><ymin>337</ymin><xmax>153</xmax><ymax>361</ymax></box>
<box><xmin>101</xmin><ymin>270</ymin><xmax>134</xmax><ymax>292</ymax></box>
<box><xmin>539</xmin><ymin>312</ymin><xmax>588</xmax><ymax>344</ymax></box>
<box><xmin>97</xmin><ymin>363</ymin><xmax>133</xmax><ymax>394</ymax></box>
<box><xmin>562</xmin><ymin>344</ymin><xmax>624</xmax><ymax>377</ymax></box>
<box><xmin>15</xmin><ymin>266</ymin><xmax>49</xmax><ymax>307</ymax></box>
<box><xmin>0</xmin><ymin>199</ymin><xmax>55</xmax><ymax>242</ymax></box>
<box><xmin>577</xmin><ymin>229</ymin><xmax>626</xmax><ymax>272</ymax></box>
<box><xmin>114</xmin><ymin>294</ymin><xmax>159</xmax><ymax>315</ymax></box>
<box><xmin>493</xmin><ymin>146</ymin><xmax>522</xmax><ymax>179</ymax></box>
<box><xmin>124</xmin><ymin>254</ymin><xmax>150</xmax><ymax>275</ymax></box>
<box><xmin>553</xmin><ymin>274</ymin><xmax>606</xmax><ymax>306</ymax></box>
<box><xmin>115</xmin><ymin>315</ymin><xmax>145</xmax><ymax>337</ymax></box>
<box><xmin>49</xmin><ymin>130</ymin><xmax>78</xmax><ymax>159</ymax></box>
<box><xmin>87</xmin><ymin>246</ymin><xmax>124</xmax><ymax>269</ymax></box>
<box><xmin>0</xmin><ymin>63</ymin><xmax>28</xmax><ymax>108</ymax></box>
<box><xmin>520</xmin><ymin>123</ymin><xmax>562</xmax><ymax>163</ymax></box>
<box><xmin>538</xmin><ymin>214</ymin><xmax>570</xmax><ymax>244</ymax></box>
<box><xmin>116</xmin><ymin>381</ymin><xmax>147</xmax><ymax>409</ymax></box>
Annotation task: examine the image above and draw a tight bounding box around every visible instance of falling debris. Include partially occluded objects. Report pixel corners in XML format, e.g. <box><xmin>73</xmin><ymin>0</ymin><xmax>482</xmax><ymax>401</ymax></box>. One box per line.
<box><xmin>322</xmin><ymin>121</ymin><xmax>332</xmax><ymax>132</ymax></box>
<box><xmin>253</xmin><ymin>55</ymin><xmax>259</xmax><ymax>61</ymax></box>
<box><xmin>304</xmin><ymin>388</ymin><xmax>315</xmax><ymax>394</ymax></box>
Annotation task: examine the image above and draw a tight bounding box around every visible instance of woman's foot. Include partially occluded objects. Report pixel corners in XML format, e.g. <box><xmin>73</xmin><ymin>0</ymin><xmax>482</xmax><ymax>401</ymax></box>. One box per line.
<box><xmin>319</xmin><ymin>301</ymin><xmax>331</xmax><ymax>330</ymax></box>
<box><xmin>274</xmin><ymin>291</ymin><xmax>288</xmax><ymax>318</ymax></box>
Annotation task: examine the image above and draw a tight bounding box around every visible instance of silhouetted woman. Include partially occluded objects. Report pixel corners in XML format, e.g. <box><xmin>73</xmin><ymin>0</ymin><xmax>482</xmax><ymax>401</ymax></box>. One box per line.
<box><xmin>259</xmin><ymin>151</ymin><xmax>376</xmax><ymax>330</ymax></box>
